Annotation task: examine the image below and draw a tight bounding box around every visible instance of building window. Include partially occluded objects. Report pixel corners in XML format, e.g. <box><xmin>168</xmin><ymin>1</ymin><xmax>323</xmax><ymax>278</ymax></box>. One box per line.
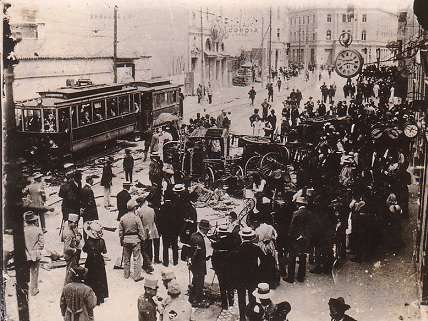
<box><xmin>299</xmin><ymin>16</ymin><xmax>301</xmax><ymax>24</ymax></box>
<box><xmin>277</xmin><ymin>7</ymin><xmax>280</xmax><ymax>19</ymax></box>
<box><xmin>313</xmin><ymin>32</ymin><xmax>316</xmax><ymax>40</ymax></box>
<box><xmin>347</xmin><ymin>14</ymin><xmax>352</xmax><ymax>22</ymax></box>
<box><xmin>12</xmin><ymin>23</ymin><xmax>40</xmax><ymax>39</ymax></box>
<box><xmin>326</xmin><ymin>30</ymin><xmax>332</xmax><ymax>40</ymax></box>
<box><xmin>362</xmin><ymin>14</ymin><xmax>367</xmax><ymax>22</ymax></box>
<box><xmin>361</xmin><ymin>30</ymin><xmax>366</xmax><ymax>41</ymax></box>
<box><xmin>277</xmin><ymin>28</ymin><xmax>280</xmax><ymax>39</ymax></box>
<box><xmin>342</xmin><ymin>14</ymin><xmax>347</xmax><ymax>22</ymax></box>
<box><xmin>302</xmin><ymin>31</ymin><xmax>305</xmax><ymax>41</ymax></box>
<box><xmin>327</xmin><ymin>14</ymin><xmax>331</xmax><ymax>22</ymax></box>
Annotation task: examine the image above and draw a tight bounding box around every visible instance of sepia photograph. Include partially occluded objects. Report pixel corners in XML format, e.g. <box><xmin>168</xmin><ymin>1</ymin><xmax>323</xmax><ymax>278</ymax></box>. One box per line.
<box><xmin>1</xmin><ymin>0</ymin><xmax>428</xmax><ymax>320</ymax></box>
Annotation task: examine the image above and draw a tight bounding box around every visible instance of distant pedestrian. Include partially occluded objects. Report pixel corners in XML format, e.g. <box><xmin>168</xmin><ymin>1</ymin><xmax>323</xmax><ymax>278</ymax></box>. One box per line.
<box><xmin>62</xmin><ymin>213</ymin><xmax>82</xmax><ymax>285</ymax></box>
<box><xmin>24</xmin><ymin>211</ymin><xmax>44</xmax><ymax>296</ymax></box>
<box><xmin>196</xmin><ymin>84</ymin><xmax>203</xmax><ymax>104</ymax></box>
<box><xmin>60</xmin><ymin>266</ymin><xmax>97</xmax><ymax>321</ymax></box>
<box><xmin>248</xmin><ymin>86</ymin><xmax>257</xmax><ymax>106</ymax></box>
<box><xmin>178</xmin><ymin>87</ymin><xmax>185</xmax><ymax>116</ymax></box>
<box><xmin>116</xmin><ymin>181</ymin><xmax>132</xmax><ymax>221</ymax></box>
<box><xmin>267</xmin><ymin>83</ymin><xmax>274</xmax><ymax>102</ymax></box>
<box><xmin>119</xmin><ymin>198</ymin><xmax>145</xmax><ymax>282</ymax></box>
<box><xmin>80</xmin><ymin>175</ymin><xmax>99</xmax><ymax>240</ymax></box>
<box><xmin>277</xmin><ymin>78</ymin><xmax>282</xmax><ymax>92</ymax></box>
<box><xmin>82</xmin><ymin>220</ymin><xmax>109</xmax><ymax>305</ymax></box>
<box><xmin>101</xmin><ymin>157</ymin><xmax>114</xmax><ymax>209</ymax></box>
<box><xmin>261</xmin><ymin>99</ymin><xmax>271</xmax><ymax>120</ymax></box>
<box><xmin>328</xmin><ymin>85</ymin><xmax>336</xmax><ymax>104</ymax></box>
<box><xmin>123</xmin><ymin>149</ymin><xmax>134</xmax><ymax>183</ymax></box>
<box><xmin>59</xmin><ymin>169</ymin><xmax>81</xmax><ymax>230</ymax></box>
<box><xmin>206</xmin><ymin>82</ymin><xmax>213</xmax><ymax>104</ymax></box>
<box><xmin>320</xmin><ymin>82</ymin><xmax>328</xmax><ymax>103</ymax></box>
<box><xmin>23</xmin><ymin>172</ymin><xmax>48</xmax><ymax>233</ymax></box>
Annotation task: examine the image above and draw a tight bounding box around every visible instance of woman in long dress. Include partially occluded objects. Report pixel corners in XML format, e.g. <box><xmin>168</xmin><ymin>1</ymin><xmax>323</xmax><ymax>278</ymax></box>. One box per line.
<box><xmin>83</xmin><ymin>220</ymin><xmax>109</xmax><ymax>305</ymax></box>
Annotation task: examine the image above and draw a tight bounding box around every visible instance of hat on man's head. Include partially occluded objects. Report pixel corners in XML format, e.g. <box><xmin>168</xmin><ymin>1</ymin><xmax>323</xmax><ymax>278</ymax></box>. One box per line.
<box><xmin>24</xmin><ymin>211</ymin><xmax>38</xmax><ymax>223</ymax></box>
<box><xmin>64</xmin><ymin>163</ymin><xmax>74</xmax><ymax>170</ymax></box>
<box><xmin>217</xmin><ymin>225</ymin><xmax>230</xmax><ymax>234</ymax></box>
<box><xmin>199</xmin><ymin>219</ymin><xmax>211</xmax><ymax>231</ymax></box>
<box><xmin>172</xmin><ymin>184</ymin><xmax>186</xmax><ymax>192</ymax></box>
<box><xmin>167</xmin><ymin>280</ymin><xmax>181</xmax><ymax>296</ymax></box>
<box><xmin>150</xmin><ymin>151</ymin><xmax>160</xmax><ymax>158</ymax></box>
<box><xmin>161</xmin><ymin>269</ymin><xmax>176</xmax><ymax>281</ymax></box>
<box><xmin>123</xmin><ymin>181</ymin><xmax>132</xmax><ymax>187</ymax></box>
<box><xmin>239</xmin><ymin>226</ymin><xmax>256</xmax><ymax>239</ymax></box>
<box><xmin>68</xmin><ymin>213</ymin><xmax>79</xmax><ymax>223</ymax></box>
<box><xmin>144</xmin><ymin>277</ymin><xmax>159</xmax><ymax>290</ymax></box>
<box><xmin>33</xmin><ymin>172</ymin><xmax>43</xmax><ymax>180</ymax></box>
<box><xmin>328</xmin><ymin>297</ymin><xmax>351</xmax><ymax>312</ymax></box>
<box><xmin>127</xmin><ymin>198</ymin><xmax>138</xmax><ymax>211</ymax></box>
<box><xmin>252</xmin><ymin>283</ymin><xmax>272</xmax><ymax>300</ymax></box>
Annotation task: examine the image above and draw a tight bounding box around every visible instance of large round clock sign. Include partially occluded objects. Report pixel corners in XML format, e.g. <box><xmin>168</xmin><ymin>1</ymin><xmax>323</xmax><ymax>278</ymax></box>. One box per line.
<box><xmin>335</xmin><ymin>49</ymin><xmax>364</xmax><ymax>78</ymax></box>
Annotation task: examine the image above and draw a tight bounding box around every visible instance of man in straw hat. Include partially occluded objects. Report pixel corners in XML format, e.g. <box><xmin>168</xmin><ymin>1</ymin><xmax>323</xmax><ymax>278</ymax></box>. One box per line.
<box><xmin>251</xmin><ymin>283</ymin><xmax>277</xmax><ymax>319</ymax></box>
<box><xmin>23</xmin><ymin>211</ymin><xmax>44</xmax><ymax>296</ymax></box>
<box><xmin>188</xmin><ymin>219</ymin><xmax>211</xmax><ymax>307</ymax></box>
<box><xmin>137</xmin><ymin>277</ymin><xmax>159</xmax><ymax>321</ymax></box>
<box><xmin>328</xmin><ymin>297</ymin><xmax>357</xmax><ymax>321</ymax></box>
<box><xmin>286</xmin><ymin>196</ymin><xmax>311</xmax><ymax>284</ymax></box>
<box><xmin>63</xmin><ymin>213</ymin><xmax>83</xmax><ymax>285</ymax></box>
<box><xmin>116</xmin><ymin>181</ymin><xmax>132</xmax><ymax>221</ymax></box>
<box><xmin>119</xmin><ymin>198</ymin><xmax>144</xmax><ymax>281</ymax></box>
<box><xmin>23</xmin><ymin>172</ymin><xmax>48</xmax><ymax>233</ymax></box>
<box><xmin>60</xmin><ymin>266</ymin><xmax>97</xmax><ymax>321</ymax></box>
<box><xmin>101</xmin><ymin>157</ymin><xmax>114</xmax><ymax>209</ymax></box>
<box><xmin>161</xmin><ymin>280</ymin><xmax>193</xmax><ymax>321</ymax></box>
<box><xmin>235</xmin><ymin>226</ymin><xmax>264</xmax><ymax>321</ymax></box>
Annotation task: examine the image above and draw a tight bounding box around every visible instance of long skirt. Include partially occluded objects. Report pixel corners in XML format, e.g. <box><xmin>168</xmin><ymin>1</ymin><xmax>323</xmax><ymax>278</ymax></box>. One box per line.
<box><xmin>85</xmin><ymin>253</ymin><xmax>108</xmax><ymax>305</ymax></box>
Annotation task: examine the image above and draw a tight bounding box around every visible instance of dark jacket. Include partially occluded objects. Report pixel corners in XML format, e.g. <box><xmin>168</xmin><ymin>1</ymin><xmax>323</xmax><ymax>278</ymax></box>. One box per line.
<box><xmin>234</xmin><ymin>241</ymin><xmax>264</xmax><ymax>287</ymax></box>
<box><xmin>190</xmin><ymin>231</ymin><xmax>207</xmax><ymax>275</ymax></box>
<box><xmin>80</xmin><ymin>184</ymin><xmax>98</xmax><ymax>222</ymax></box>
<box><xmin>116</xmin><ymin>189</ymin><xmax>131</xmax><ymax>221</ymax></box>
<box><xmin>59</xmin><ymin>180</ymin><xmax>80</xmax><ymax>220</ymax></box>
<box><xmin>100</xmin><ymin>164</ymin><xmax>113</xmax><ymax>187</ymax></box>
<box><xmin>123</xmin><ymin>154</ymin><xmax>134</xmax><ymax>171</ymax></box>
<box><xmin>288</xmin><ymin>206</ymin><xmax>313</xmax><ymax>253</ymax></box>
<box><xmin>212</xmin><ymin>235</ymin><xmax>235</xmax><ymax>275</ymax></box>
<box><xmin>158</xmin><ymin>200</ymin><xmax>183</xmax><ymax>237</ymax></box>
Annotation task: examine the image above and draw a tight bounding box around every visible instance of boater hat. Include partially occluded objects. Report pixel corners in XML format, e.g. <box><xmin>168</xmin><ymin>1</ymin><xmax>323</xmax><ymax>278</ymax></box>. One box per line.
<box><xmin>33</xmin><ymin>172</ymin><xmax>43</xmax><ymax>180</ymax></box>
<box><xmin>252</xmin><ymin>283</ymin><xmax>272</xmax><ymax>300</ymax></box>
<box><xmin>67</xmin><ymin>213</ymin><xmax>79</xmax><ymax>223</ymax></box>
<box><xmin>239</xmin><ymin>226</ymin><xmax>256</xmax><ymax>239</ymax></box>
<box><xmin>172</xmin><ymin>184</ymin><xmax>185</xmax><ymax>192</ymax></box>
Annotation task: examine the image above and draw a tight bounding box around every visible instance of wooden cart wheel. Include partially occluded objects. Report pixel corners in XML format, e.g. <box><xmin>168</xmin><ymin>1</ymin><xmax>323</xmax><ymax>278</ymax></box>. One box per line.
<box><xmin>238</xmin><ymin>198</ymin><xmax>256</xmax><ymax>227</ymax></box>
<box><xmin>260</xmin><ymin>152</ymin><xmax>285</xmax><ymax>176</ymax></box>
<box><xmin>234</xmin><ymin>165</ymin><xmax>244</xmax><ymax>178</ymax></box>
<box><xmin>204</xmin><ymin>166</ymin><xmax>215</xmax><ymax>188</ymax></box>
<box><xmin>244</xmin><ymin>155</ymin><xmax>261</xmax><ymax>175</ymax></box>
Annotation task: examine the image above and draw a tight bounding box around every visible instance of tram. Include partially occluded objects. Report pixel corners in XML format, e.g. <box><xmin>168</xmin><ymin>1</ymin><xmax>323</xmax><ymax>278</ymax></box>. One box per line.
<box><xmin>14</xmin><ymin>78</ymin><xmax>182</xmax><ymax>162</ymax></box>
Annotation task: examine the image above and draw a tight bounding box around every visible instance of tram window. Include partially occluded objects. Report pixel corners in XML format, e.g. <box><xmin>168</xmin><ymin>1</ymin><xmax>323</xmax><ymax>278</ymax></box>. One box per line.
<box><xmin>15</xmin><ymin>109</ymin><xmax>23</xmax><ymax>130</ymax></box>
<box><xmin>59</xmin><ymin>108</ymin><xmax>71</xmax><ymax>132</ymax></box>
<box><xmin>93</xmin><ymin>100</ymin><xmax>106</xmax><ymax>121</ymax></box>
<box><xmin>131</xmin><ymin>94</ymin><xmax>140</xmax><ymax>112</ymax></box>
<box><xmin>118</xmin><ymin>95</ymin><xmax>130</xmax><ymax>114</ymax></box>
<box><xmin>43</xmin><ymin>109</ymin><xmax>57</xmax><ymax>132</ymax></box>
<box><xmin>79</xmin><ymin>103</ymin><xmax>92</xmax><ymax>126</ymax></box>
<box><xmin>107</xmin><ymin>97</ymin><xmax>118</xmax><ymax>118</ymax></box>
<box><xmin>154</xmin><ymin>94</ymin><xmax>161</xmax><ymax>109</ymax></box>
<box><xmin>23</xmin><ymin>109</ymin><xmax>42</xmax><ymax>132</ymax></box>
<box><xmin>71</xmin><ymin>106</ymin><xmax>78</xmax><ymax>128</ymax></box>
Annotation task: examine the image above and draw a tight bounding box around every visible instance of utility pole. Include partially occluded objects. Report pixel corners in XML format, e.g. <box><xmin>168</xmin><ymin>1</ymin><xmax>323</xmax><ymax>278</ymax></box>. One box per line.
<box><xmin>261</xmin><ymin>16</ymin><xmax>264</xmax><ymax>86</ymax></box>
<box><xmin>200</xmin><ymin>8</ymin><xmax>204</xmax><ymax>92</ymax></box>
<box><xmin>113</xmin><ymin>5</ymin><xmax>118</xmax><ymax>83</ymax></box>
<box><xmin>3</xmin><ymin>3</ymin><xmax>29</xmax><ymax>320</ymax></box>
<box><xmin>268</xmin><ymin>7</ymin><xmax>272</xmax><ymax>83</ymax></box>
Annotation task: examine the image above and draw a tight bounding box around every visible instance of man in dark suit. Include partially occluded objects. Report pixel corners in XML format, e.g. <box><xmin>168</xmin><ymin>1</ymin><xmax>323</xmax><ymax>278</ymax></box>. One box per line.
<box><xmin>116</xmin><ymin>181</ymin><xmax>132</xmax><ymax>221</ymax></box>
<box><xmin>328</xmin><ymin>297</ymin><xmax>357</xmax><ymax>321</ymax></box>
<box><xmin>189</xmin><ymin>219</ymin><xmax>211</xmax><ymax>307</ymax></box>
<box><xmin>80</xmin><ymin>175</ymin><xmax>98</xmax><ymax>240</ymax></box>
<box><xmin>59</xmin><ymin>170</ymin><xmax>81</xmax><ymax>228</ymax></box>
<box><xmin>286</xmin><ymin>196</ymin><xmax>311</xmax><ymax>283</ymax></box>
<box><xmin>235</xmin><ymin>227</ymin><xmax>264</xmax><ymax>321</ymax></box>
<box><xmin>123</xmin><ymin>149</ymin><xmax>134</xmax><ymax>183</ymax></box>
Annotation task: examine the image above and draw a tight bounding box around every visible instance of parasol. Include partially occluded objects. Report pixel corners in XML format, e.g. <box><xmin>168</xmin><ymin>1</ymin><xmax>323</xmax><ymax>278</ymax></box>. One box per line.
<box><xmin>153</xmin><ymin>113</ymin><xmax>179</xmax><ymax>126</ymax></box>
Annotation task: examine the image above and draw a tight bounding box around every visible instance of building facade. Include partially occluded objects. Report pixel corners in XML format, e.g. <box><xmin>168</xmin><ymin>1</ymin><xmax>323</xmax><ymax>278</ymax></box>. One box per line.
<box><xmin>187</xmin><ymin>8</ymin><xmax>232</xmax><ymax>95</ymax></box>
<box><xmin>288</xmin><ymin>7</ymin><xmax>398</xmax><ymax>68</ymax></box>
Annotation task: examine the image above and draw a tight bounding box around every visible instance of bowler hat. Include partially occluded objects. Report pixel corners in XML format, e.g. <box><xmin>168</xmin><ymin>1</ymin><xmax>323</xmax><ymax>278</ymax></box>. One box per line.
<box><xmin>328</xmin><ymin>297</ymin><xmax>350</xmax><ymax>312</ymax></box>
<box><xmin>144</xmin><ymin>277</ymin><xmax>159</xmax><ymax>290</ymax></box>
<box><xmin>24</xmin><ymin>211</ymin><xmax>38</xmax><ymax>223</ymax></box>
<box><xmin>253</xmin><ymin>283</ymin><xmax>272</xmax><ymax>300</ymax></box>
<box><xmin>67</xmin><ymin>213</ymin><xmax>79</xmax><ymax>223</ymax></box>
<box><xmin>199</xmin><ymin>219</ymin><xmax>211</xmax><ymax>231</ymax></box>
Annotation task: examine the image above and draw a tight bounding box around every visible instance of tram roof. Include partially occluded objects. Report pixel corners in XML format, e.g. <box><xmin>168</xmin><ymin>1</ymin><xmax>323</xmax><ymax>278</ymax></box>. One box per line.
<box><xmin>130</xmin><ymin>80</ymin><xmax>182</xmax><ymax>92</ymax></box>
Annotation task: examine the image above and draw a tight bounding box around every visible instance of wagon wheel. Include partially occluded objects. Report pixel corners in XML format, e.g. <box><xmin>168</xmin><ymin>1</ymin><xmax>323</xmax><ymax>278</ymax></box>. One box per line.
<box><xmin>234</xmin><ymin>165</ymin><xmax>244</xmax><ymax>178</ymax></box>
<box><xmin>244</xmin><ymin>155</ymin><xmax>261</xmax><ymax>175</ymax></box>
<box><xmin>260</xmin><ymin>152</ymin><xmax>286</xmax><ymax>177</ymax></box>
<box><xmin>203</xmin><ymin>166</ymin><xmax>215</xmax><ymax>188</ymax></box>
